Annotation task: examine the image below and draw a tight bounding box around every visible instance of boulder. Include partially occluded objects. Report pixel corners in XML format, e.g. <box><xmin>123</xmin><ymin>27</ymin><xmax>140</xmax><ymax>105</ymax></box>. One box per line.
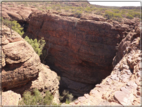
<box><xmin>2</xmin><ymin>90</ymin><xmax>21</xmax><ymax>106</ymax></box>
<box><xmin>1</xmin><ymin>25</ymin><xmax>59</xmax><ymax>96</ymax></box>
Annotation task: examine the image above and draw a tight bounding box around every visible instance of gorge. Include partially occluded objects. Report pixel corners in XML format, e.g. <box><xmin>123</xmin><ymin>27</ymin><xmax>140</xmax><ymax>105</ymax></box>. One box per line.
<box><xmin>1</xmin><ymin>2</ymin><xmax>141</xmax><ymax>106</ymax></box>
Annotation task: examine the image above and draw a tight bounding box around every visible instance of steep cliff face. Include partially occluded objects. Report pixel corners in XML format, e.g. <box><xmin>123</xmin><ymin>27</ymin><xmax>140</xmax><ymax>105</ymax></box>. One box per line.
<box><xmin>25</xmin><ymin>11</ymin><xmax>138</xmax><ymax>96</ymax></box>
<box><xmin>68</xmin><ymin>20</ymin><xmax>141</xmax><ymax>106</ymax></box>
<box><xmin>1</xmin><ymin>25</ymin><xmax>59</xmax><ymax>97</ymax></box>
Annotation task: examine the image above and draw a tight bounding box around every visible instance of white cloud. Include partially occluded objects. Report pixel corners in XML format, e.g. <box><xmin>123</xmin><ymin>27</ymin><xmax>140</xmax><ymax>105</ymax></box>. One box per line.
<box><xmin>89</xmin><ymin>2</ymin><xmax>141</xmax><ymax>7</ymax></box>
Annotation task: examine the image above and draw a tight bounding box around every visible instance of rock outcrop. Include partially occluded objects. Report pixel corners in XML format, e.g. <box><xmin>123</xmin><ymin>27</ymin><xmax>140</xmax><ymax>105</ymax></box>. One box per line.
<box><xmin>1</xmin><ymin>25</ymin><xmax>59</xmax><ymax>99</ymax></box>
<box><xmin>1</xmin><ymin>25</ymin><xmax>41</xmax><ymax>90</ymax></box>
<box><xmin>1</xmin><ymin>4</ymin><xmax>141</xmax><ymax>106</ymax></box>
<box><xmin>2</xmin><ymin>3</ymin><xmax>139</xmax><ymax>96</ymax></box>
<box><xmin>25</xmin><ymin>11</ymin><xmax>139</xmax><ymax>96</ymax></box>
<box><xmin>2</xmin><ymin>90</ymin><xmax>21</xmax><ymax>106</ymax></box>
<box><xmin>69</xmin><ymin>20</ymin><xmax>141</xmax><ymax>106</ymax></box>
<box><xmin>1</xmin><ymin>3</ymin><xmax>36</xmax><ymax>21</ymax></box>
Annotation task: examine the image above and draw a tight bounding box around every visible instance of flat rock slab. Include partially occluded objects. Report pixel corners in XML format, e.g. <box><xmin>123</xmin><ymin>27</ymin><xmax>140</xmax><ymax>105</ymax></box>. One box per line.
<box><xmin>114</xmin><ymin>91</ymin><xmax>134</xmax><ymax>105</ymax></box>
<box><xmin>2</xmin><ymin>90</ymin><xmax>21</xmax><ymax>106</ymax></box>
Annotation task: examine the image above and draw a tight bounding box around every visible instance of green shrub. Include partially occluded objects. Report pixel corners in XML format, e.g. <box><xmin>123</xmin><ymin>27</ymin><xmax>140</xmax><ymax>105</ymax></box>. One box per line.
<box><xmin>104</xmin><ymin>11</ymin><xmax>114</xmax><ymax>19</ymax></box>
<box><xmin>112</xmin><ymin>9</ymin><xmax>119</xmax><ymax>13</ymax></box>
<box><xmin>60</xmin><ymin>90</ymin><xmax>73</xmax><ymax>104</ymax></box>
<box><xmin>19</xmin><ymin>89</ymin><xmax>55</xmax><ymax>105</ymax></box>
<box><xmin>126</xmin><ymin>14</ymin><xmax>134</xmax><ymax>19</ymax></box>
<box><xmin>2</xmin><ymin>18</ymin><xmax>24</xmax><ymax>36</ymax></box>
<box><xmin>43</xmin><ymin>91</ymin><xmax>54</xmax><ymax>105</ymax></box>
<box><xmin>132</xmin><ymin>12</ymin><xmax>140</xmax><ymax>18</ymax></box>
<box><xmin>24</xmin><ymin>36</ymin><xmax>46</xmax><ymax>56</ymax></box>
<box><xmin>74</xmin><ymin>10</ymin><xmax>82</xmax><ymax>18</ymax></box>
<box><xmin>104</xmin><ymin>10</ymin><xmax>122</xmax><ymax>21</ymax></box>
<box><xmin>11</xmin><ymin>20</ymin><xmax>24</xmax><ymax>36</ymax></box>
<box><xmin>113</xmin><ymin>13</ymin><xmax>122</xmax><ymax>18</ymax></box>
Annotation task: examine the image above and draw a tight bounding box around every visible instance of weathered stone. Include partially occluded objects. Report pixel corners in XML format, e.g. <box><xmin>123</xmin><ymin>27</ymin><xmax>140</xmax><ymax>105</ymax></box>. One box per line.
<box><xmin>84</xmin><ymin>94</ymin><xmax>90</xmax><ymax>99</ymax></box>
<box><xmin>114</xmin><ymin>91</ymin><xmax>134</xmax><ymax>105</ymax></box>
<box><xmin>78</xmin><ymin>96</ymin><xmax>86</xmax><ymax>102</ymax></box>
<box><xmin>1</xmin><ymin>25</ymin><xmax>59</xmax><ymax>95</ymax></box>
<box><xmin>1</xmin><ymin>3</ymin><xmax>141</xmax><ymax>106</ymax></box>
<box><xmin>2</xmin><ymin>90</ymin><xmax>21</xmax><ymax>106</ymax></box>
<box><xmin>2</xmin><ymin>51</ymin><xmax>6</xmax><ymax>67</ymax></box>
<box><xmin>24</xmin><ymin>10</ymin><xmax>129</xmax><ymax>95</ymax></box>
<box><xmin>120</xmin><ymin>87</ymin><xmax>131</xmax><ymax>94</ymax></box>
<box><xmin>30</xmin><ymin>64</ymin><xmax>59</xmax><ymax>94</ymax></box>
<box><xmin>127</xmin><ymin>81</ymin><xmax>137</xmax><ymax>89</ymax></box>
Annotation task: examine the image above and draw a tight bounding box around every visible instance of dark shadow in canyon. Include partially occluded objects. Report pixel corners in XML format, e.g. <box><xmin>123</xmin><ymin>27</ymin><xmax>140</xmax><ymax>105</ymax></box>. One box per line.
<box><xmin>17</xmin><ymin>20</ymin><xmax>117</xmax><ymax>98</ymax></box>
<box><xmin>17</xmin><ymin>20</ymin><xmax>29</xmax><ymax>33</ymax></box>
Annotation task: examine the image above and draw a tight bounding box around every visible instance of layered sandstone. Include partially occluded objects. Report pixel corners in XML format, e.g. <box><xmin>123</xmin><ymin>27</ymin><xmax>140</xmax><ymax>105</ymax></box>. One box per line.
<box><xmin>1</xmin><ymin>25</ymin><xmax>59</xmax><ymax>98</ymax></box>
<box><xmin>69</xmin><ymin>21</ymin><xmax>141</xmax><ymax>106</ymax></box>
<box><xmin>1</xmin><ymin>3</ymin><xmax>36</xmax><ymax>21</ymax></box>
<box><xmin>1</xmin><ymin>2</ymin><xmax>141</xmax><ymax>106</ymax></box>
<box><xmin>1</xmin><ymin>3</ymin><xmax>141</xmax><ymax>99</ymax></box>
<box><xmin>25</xmin><ymin>11</ymin><xmax>139</xmax><ymax>96</ymax></box>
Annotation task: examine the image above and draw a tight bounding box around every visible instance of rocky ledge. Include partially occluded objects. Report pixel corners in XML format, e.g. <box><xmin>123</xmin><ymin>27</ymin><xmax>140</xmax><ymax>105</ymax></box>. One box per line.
<box><xmin>1</xmin><ymin>25</ymin><xmax>59</xmax><ymax>105</ymax></box>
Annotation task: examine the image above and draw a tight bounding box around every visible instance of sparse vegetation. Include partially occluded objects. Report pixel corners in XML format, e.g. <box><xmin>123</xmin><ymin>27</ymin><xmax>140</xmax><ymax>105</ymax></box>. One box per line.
<box><xmin>2</xmin><ymin>17</ymin><xmax>46</xmax><ymax>59</ymax></box>
<box><xmin>2</xmin><ymin>18</ymin><xmax>24</xmax><ymax>36</ymax></box>
<box><xmin>3</xmin><ymin>2</ymin><xmax>140</xmax><ymax>22</ymax></box>
<box><xmin>74</xmin><ymin>10</ymin><xmax>83</xmax><ymax>18</ymax></box>
<box><xmin>18</xmin><ymin>88</ymin><xmax>58</xmax><ymax>106</ymax></box>
<box><xmin>24</xmin><ymin>36</ymin><xmax>46</xmax><ymax>56</ymax></box>
<box><xmin>126</xmin><ymin>14</ymin><xmax>134</xmax><ymax>19</ymax></box>
<box><xmin>104</xmin><ymin>10</ymin><xmax>122</xmax><ymax>21</ymax></box>
<box><xmin>60</xmin><ymin>90</ymin><xmax>74</xmax><ymax>104</ymax></box>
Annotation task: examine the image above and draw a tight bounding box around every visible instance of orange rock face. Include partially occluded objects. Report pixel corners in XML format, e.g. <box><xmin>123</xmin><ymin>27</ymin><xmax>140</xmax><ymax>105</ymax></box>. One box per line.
<box><xmin>1</xmin><ymin>25</ymin><xmax>41</xmax><ymax>90</ymax></box>
<box><xmin>25</xmin><ymin>11</ymin><xmax>139</xmax><ymax>96</ymax></box>
<box><xmin>70</xmin><ymin>20</ymin><xmax>141</xmax><ymax>106</ymax></box>
<box><xmin>1</xmin><ymin>25</ymin><xmax>59</xmax><ymax>102</ymax></box>
<box><xmin>1</xmin><ymin>3</ymin><xmax>140</xmax><ymax>99</ymax></box>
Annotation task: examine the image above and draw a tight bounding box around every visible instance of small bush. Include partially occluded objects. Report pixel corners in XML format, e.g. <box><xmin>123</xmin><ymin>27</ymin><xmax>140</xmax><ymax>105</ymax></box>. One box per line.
<box><xmin>74</xmin><ymin>10</ymin><xmax>82</xmax><ymax>18</ymax></box>
<box><xmin>104</xmin><ymin>11</ymin><xmax>114</xmax><ymax>19</ymax></box>
<box><xmin>24</xmin><ymin>36</ymin><xmax>46</xmax><ymax>56</ymax></box>
<box><xmin>60</xmin><ymin>90</ymin><xmax>73</xmax><ymax>104</ymax></box>
<box><xmin>43</xmin><ymin>91</ymin><xmax>54</xmax><ymax>105</ymax></box>
<box><xmin>2</xmin><ymin>18</ymin><xmax>24</xmax><ymax>36</ymax></box>
<box><xmin>104</xmin><ymin>10</ymin><xmax>122</xmax><ymax>21</ymax></box>
<box><xmin>19</xmin><ymin>88</ymin><xmax>55</xmax><ymax>105</ymax></box>
<box><xmin>112</xmin><ymin>9</ymin><xmax>119</xmax><ymax>13</ymax></box>
<box><xmin>126</xmin><ymin>14</ymin><xmax>134</xmax><ymax>19</ymax></box>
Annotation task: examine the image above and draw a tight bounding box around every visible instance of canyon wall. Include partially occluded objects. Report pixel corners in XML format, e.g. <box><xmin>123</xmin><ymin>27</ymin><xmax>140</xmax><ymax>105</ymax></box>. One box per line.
<box><xmin>2</xmin><ymin>4</ymin><xmax>140</xmax><ymax>97</ymax></box>
<box><xmin>69</xmin><ymin>21</ymin><xmax>141</xmax><ymax>106</ymax></box>
<box><xmin>25</xmin><ymin>11</ymin><xmax>134</xmax><ymax>96</ymax></box>
<box><xmin>1</xmin><ymin>25</ymin><xmax>59</xmax><ymax>99</ymax></box>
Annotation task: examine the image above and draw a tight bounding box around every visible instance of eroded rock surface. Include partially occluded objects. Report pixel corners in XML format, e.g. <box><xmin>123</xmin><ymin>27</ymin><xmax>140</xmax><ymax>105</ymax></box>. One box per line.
<box><xmin>25</xmin><ymin>11</ymin><xmax>139</xmax><ymax>96</ymax></box>
<box><xmin>1</xmin><ymin>25</ymin><xmax>40</xmax><ymax>90</ymax></box>
<box><xmin>1</xmin><ymin>4</ymin><xmax>141</xmax><ymax>106</ymax></box>
<box><xmin>1</xmin><ymin>25</ymin><xmax>59</xmax><ymax>97</ymax></box>
<box><xmin>2</xmin><ymin>90</ymin><xmax>21</xmax><ymax>106</ymax></box>
<box><xmin>69</xmin><ymin>21</ymin><xmax>141</xmax><ymax>106</ymax></box>
<box><xmin>2</xmin><ymin>3</ymin><xmax>140</xmax><ymax>96</ymax></box>
<box><xmin>2</xmin><ymin>3</ymin><xmax>36</xmax><ymax>21</ymax></box>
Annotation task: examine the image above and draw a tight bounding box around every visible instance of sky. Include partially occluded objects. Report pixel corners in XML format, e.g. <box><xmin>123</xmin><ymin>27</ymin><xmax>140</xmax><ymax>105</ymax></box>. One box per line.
<box><xmin>88</xmin><ymin>2</ymin><xmax>141</xmax><ymax>7</ymax></box>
